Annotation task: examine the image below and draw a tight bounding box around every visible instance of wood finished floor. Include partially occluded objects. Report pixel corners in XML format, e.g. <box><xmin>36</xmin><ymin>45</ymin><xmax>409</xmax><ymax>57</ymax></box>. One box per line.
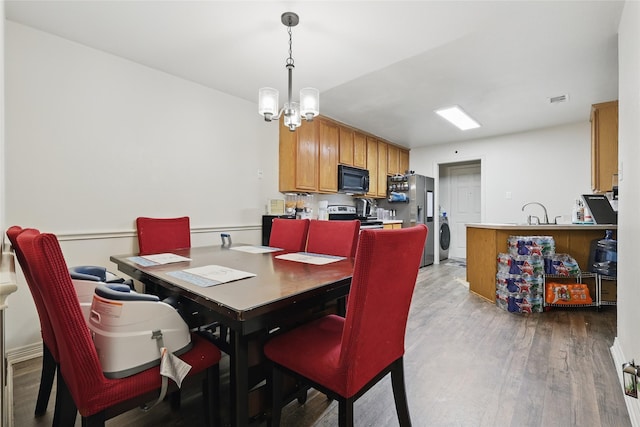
<box><xmin>11</xmin><ymin>260</ymin><xmax>630</xmax><ymax>427</ymax></box>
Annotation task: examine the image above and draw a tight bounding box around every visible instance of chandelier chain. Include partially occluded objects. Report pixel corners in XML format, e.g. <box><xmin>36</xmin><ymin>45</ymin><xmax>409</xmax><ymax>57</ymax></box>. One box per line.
<box><xmin>286</xmin><ymin>25</ymin><xmax>294</xmax><ymax>67</ymax></box>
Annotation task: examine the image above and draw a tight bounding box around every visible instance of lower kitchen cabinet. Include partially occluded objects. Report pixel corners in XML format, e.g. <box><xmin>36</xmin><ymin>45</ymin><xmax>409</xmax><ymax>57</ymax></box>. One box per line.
<box><xmin>383</xmin><ymin>222</ymin><xmax>402</xmax><ymax>230</ymax></box>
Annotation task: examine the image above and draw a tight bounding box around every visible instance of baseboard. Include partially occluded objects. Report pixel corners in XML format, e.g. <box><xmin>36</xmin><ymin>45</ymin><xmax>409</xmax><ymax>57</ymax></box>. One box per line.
<box><xmin>5</xmin><ymin>342</ymin><xmax>43</xmax><ymax>427</ymax></box>
<box><xmin>611</xmin><ymin>337</ymin><xmax>640</xmax><ymax>426</ymax></box>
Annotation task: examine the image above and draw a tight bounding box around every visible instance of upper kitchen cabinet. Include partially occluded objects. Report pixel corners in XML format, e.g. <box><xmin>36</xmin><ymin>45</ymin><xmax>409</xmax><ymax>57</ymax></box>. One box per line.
<box><xmin>338</xmin><ymin>126</ymin><xmax>354</xmax><ymax>166</ymax></box>
<box><xmin>591</xmin><ymin>100</ymin><xmax>618</xmax><ymax>193</ymax></box>
<box><xmin>279</xmin><ymin>118</ymin><xmax>319</xmax><ymax>192</ymax></box>
<box><xmin>279</xmin><ymin>115</ymin><xmax>408</xmax><ymax>196</ymax></box>
<box><xmin>366</xmin><ymin>136</ymin><xmax>378</xmax><ymax>197</ymax></box>
<box><xmin>387</xmin><ymin>144</ymin><xmax>399</xmax><ymax>175</ymax></box>
<box><xmin>353</xmin><ymin>131</ymin><xmax>367</xmax><ymax>169</ymax></box>
<box><xmin>399</xmin><ymin>149</ymin><xmax>410</xmax><ymax>175</ymax></box>
<box><xmin>377</xmin><ymin>140</ymin><xmax>388</xmax><ymax>198</ymax></box>
<box><xmin>318</xmin><ymin>118</ymin><xmax>339</xmax><ymax>193</ymax></box>
<box><xmin>387</xmin><ymin>144</ymin><xmax>410</xmax><ymax>176</ymax></box>
<box><xmin>339</xmin><ymin>126</ymin><xmax>367</xmax><ymax>169</ymax></box>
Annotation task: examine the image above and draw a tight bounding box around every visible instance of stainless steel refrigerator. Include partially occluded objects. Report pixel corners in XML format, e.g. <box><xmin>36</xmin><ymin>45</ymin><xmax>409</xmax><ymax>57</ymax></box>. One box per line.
<box><xmin>380</xmin><ymin>174</ymin><xmax>435</xmax><ymax>267</ymax></box>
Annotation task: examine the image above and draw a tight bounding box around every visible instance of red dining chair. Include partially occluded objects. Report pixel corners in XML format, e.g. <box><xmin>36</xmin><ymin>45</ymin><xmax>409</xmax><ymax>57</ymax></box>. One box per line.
<box><xmin>268</xmin><ymin>218</ymin><xmax>310</xmax><ymax>251</ymax></box>
<box><xmin>6</xmin><ymin>226</ymin><xmax>58</xmax><ymax>418</ymax></box>
<box><xmin>305</xmin><ymin>219</ymin><xmax>360</xmax><ymax>258</ymax></box>
<box><xmin>135</xmin><ymin>216</ymin><xmax>191</xmax><ymax>255</ymax></box>
<box><xmin>264</xmin><ymin>225</ymin><xmax>428</xmax><ymax>427</ymax></box>
<box><xmin>17</xmin><ymin>228</ymin><xmax>222</xmax><ymax>427</ymax></box>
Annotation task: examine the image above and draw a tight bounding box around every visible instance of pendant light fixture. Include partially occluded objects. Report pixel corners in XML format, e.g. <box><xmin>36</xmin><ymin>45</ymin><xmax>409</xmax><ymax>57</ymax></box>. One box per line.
<box><xmin>258</xmin><ymin>12</ymin><xmax>319</xmax><ymax>131</ymax></box>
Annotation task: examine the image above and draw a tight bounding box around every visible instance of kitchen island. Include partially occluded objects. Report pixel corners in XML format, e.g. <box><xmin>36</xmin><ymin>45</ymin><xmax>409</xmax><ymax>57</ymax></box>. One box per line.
<box><xmin>466</xmin><ymin>223</ymin><xmax>617</xmax><ymax>302</ymax></box>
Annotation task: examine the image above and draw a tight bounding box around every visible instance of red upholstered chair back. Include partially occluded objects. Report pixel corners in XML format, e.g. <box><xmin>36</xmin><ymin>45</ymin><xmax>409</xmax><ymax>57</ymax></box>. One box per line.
<box><xmin>136</xmin><ymin>216</ymin><xmax>191</xmax><ymax>255</ymax></box>
<box><xmin>6</xmin><ymin>226</ymin><xmax>59</xmax><ymax>361</ymax></box>
<box><xmin>268</xmin><ymin>218</ymin><xmax>310</xmax><ymax>251</ymax></box>
<box><xmin>339</xmin><ymin>225</ymin><xmax>427</xmax><ymax>395</ymax></box>
<box><xmin>305</xmin><ymin>219</ymin><xmax>360</xmax><ymax>258</ymax></box>
<box><xmin>17</xmin><ymin>230</ymin><xmax>108</xmax><ymax>410</ymax></box>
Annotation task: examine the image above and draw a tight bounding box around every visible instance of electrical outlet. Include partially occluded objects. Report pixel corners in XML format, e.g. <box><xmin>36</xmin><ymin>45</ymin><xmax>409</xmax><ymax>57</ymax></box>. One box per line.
<box><xmin>505</xmin><ymin>191</ymin><xmax>512</xmax><ymax>200</ymax></box>
<box><xmin>257</xmin><ymin>169</ymin><xmax>263</xmax><ymax>180</ymax></box>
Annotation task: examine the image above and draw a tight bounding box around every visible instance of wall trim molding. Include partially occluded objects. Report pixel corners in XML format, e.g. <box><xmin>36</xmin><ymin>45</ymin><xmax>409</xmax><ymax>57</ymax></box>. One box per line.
<box><xmin>54</xmin><ymin>224</ymin><xmax>260</xmax><ymax>241</ymax></box>
<box><xmin>6</xmin><ymin>342</ymin><xmax>42</xmax><ymax>427</ymax></box>
<box><xmin>611</xmin><ymin>337</ymin><xmax>640</xmax><ymax>426</ymax></box>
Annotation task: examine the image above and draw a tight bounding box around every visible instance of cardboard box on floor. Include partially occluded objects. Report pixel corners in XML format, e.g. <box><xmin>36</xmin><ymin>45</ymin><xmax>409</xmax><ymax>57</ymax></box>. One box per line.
<box><xmin>601</xmin><ymin>279</ymin><xmax>617</xmax><ymax>302</ymax></box>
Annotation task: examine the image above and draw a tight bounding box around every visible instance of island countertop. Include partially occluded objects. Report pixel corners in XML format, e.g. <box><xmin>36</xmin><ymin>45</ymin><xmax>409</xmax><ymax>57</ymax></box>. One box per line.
<box><xmin>465</xmin><ymin>223</ymin><xmax>617</xmax><ymax>302</ymax></box>
<box><xmin>467</xmin><ymin>223</ymin><xmax>617</xmax><ymax>231</ymax></box>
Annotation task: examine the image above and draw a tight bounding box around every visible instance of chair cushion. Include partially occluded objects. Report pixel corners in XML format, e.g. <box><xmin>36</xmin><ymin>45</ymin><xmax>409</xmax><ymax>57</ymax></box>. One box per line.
<box><xmin>264</xmin><ymin>315</ymin><xmax>350</xmax><ymax>396</ymax></box>
<box><xmin>72</xmin><ymin>333</ymin><xmax>220</xmax><ymax>416</ymax></box>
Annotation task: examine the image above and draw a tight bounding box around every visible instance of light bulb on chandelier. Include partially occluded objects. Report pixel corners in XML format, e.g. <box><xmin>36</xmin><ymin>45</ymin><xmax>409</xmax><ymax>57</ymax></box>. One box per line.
<box><xmin>258</xmin><ymin>12</ymin><xmax>319</xmax><ymax>131</ymax></box>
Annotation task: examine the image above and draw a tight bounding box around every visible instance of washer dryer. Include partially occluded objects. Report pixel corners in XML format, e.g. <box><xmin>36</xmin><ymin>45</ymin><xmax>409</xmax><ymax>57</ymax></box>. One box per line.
<box><xmin>439</xmin><ymin>215</ymin><xmax>450</xmax><ymax>260</ymax></box>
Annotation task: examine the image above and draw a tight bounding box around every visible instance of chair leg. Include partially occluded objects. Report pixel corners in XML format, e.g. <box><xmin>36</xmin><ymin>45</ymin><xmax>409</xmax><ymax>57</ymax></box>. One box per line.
<box><xmin>81</xmin><ymin>412</ymin><xmax>106</xmax><ymax>427</ymax></box>
<box><xmin>35</xmin><ymin>344</ymin><xmax>56</xmax><ymax>416</ymax></box>
<box><xmin>390</xmin><ymin>358</ymin><xmax>412</xmax><ymax>427</ymax></box>
<box><xmin>169</xmin><ymin>390</ymin><xmax>181</xmax><ymax>411</ymax></box>
<box><xmin>202</xmin><ymin>364</ymin><xmax>219</xmax><ymax>427</ymax></box>
<box><xmin>269</xmin><ymin>365</ymin><xmax>284</xmax><ymax>427</ymax></box>
<box><xmin>53</xmin><ymin>373</ymin><xmax>78</xmax><ymax>427</ymax></box>
<box><xmin>338</xmin><ymin>397</ymin><xmax>354</xmax><ymax>427</ymax></box>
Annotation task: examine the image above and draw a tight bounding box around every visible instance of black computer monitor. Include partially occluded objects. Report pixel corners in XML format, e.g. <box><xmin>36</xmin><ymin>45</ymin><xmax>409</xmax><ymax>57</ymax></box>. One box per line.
<box><xmin>582</xmin><ymin>194</ymin><xmax>618</xmax><ymax>224</ymax></box>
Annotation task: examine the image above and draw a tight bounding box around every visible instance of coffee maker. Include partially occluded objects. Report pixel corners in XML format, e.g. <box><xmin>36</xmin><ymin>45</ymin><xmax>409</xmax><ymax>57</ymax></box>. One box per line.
<box><xmin>355</xmin><ymin>198</ymin><xmax>376</xmax><ymax>219</ymax></box>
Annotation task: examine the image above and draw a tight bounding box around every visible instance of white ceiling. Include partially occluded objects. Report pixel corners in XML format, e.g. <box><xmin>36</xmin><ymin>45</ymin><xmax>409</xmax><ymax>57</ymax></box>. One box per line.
<box><xmin>5</xmin><ymin>1</ymin><xmax>624</xmax><ymax>148</ymax></box>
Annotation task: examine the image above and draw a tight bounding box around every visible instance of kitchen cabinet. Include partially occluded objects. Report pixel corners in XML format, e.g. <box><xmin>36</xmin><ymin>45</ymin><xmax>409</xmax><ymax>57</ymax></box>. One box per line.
<box><xmin>383</xmin><ymin>222</ymin><xmax>402</xmax><ymax>230</ymax></box>
<box><xmin>387</xmin><ymin>144</ymin><xmax>399</xmax><ymax>175</ymax></box>
<box><xmin>319</xmin><ymin>119</ymin><xmax>339</xmax><ymax>193</ymax></box>
<box><xmin>466</xmin><ymin>223</ymin><xmax>617</xmax><ymax>303</ymax></box>
<box><xmin>366</xmin><ymin>137</ymin><xmax>378</xmax><ymax>197</ymax></box>
<box><xmin>399</xmin><ymin>149</ymin><xmax>409</xmax><ymax>175</ymax></box>
<box><xmin>591</xmin><ymin>100</ymin><xmax>618</xmax><ymax>193</ymax></box>
<box><xmin>279</xmin><ymin>115</ymin><xmax>408</xmax><ymax>196</ymax></box>
<box><xmin>279</xmin><ymin>118</ymin><xmax>318</xmax><ymax>192</ymax></box>
<box><xmin>338</xmin><ymin>126</ymin><xmax>354</xmax><ymax>166</ymax></box>
<box><xmin>338</xmin><ymin>126</ymin><xmax>367</xmax><ymax>170</ymax></box>
<box><xmin>353</xmin><ymin>132</ymin><xmax>367</xmax><ymax>168</ymax></box>
<box><xmin>377</xmin><ymin>140</ymin><xmax>388</xmax><ymax>198</ymax></box>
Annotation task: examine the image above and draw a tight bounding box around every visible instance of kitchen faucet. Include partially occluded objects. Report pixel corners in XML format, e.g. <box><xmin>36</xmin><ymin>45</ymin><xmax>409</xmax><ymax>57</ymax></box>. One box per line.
<box><xmin>522</xmin><ymin>202</ymin><xmax>550</xmax><ymax>224</ymax></box>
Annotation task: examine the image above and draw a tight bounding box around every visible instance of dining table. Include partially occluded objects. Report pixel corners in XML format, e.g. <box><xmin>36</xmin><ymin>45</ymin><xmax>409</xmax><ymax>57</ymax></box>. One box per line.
<box><xmin>110</xmin><ymin>243</ymin><xmax>354</xmax><ymax>427</ymax></box>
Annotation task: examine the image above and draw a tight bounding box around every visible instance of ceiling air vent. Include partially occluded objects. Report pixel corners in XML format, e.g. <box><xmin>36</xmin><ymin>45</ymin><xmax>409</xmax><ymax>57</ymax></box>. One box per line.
<box><xmin>549</xmin><ymin>94</ymin><xmax>569</xmax><ymax>104</ymax></box>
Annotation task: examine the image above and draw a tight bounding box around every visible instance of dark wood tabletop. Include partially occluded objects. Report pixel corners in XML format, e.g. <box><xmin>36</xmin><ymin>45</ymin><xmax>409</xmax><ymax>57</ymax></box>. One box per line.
<box><xmin>110</xmin><ymin>244</ymin><xmax>354</xmax><ymax>325</ymax></box>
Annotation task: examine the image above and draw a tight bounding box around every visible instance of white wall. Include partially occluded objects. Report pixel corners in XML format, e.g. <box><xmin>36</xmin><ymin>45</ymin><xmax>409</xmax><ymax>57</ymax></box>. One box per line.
<box><xmin>4</xmin><ymin>21</ymin><xmax>281</xmax><ymax>350</ymax></box>
<box><xmin>613</xmin><ymin>1</ymin><xmax>640</xmax><ymax>423</ymax></box>
<box><xmin>410</xmin><ymin>121</ymin><xmax>592</xmax><ymax>225</ymax></box>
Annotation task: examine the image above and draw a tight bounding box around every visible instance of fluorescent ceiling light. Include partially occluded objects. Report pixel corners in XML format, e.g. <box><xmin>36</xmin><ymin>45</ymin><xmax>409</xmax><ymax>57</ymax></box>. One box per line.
<box><xmin>435</xmin><ymin>105</ymin><xmax>481</xmax><ymax>130</ymax></box>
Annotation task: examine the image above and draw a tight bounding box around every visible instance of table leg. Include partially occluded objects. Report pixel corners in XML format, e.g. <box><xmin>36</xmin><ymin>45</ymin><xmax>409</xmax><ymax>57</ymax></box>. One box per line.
<box><xmin>230</xmin><ymin>330</ymin><xmax>249</xmax><ymax>427</ymax></box>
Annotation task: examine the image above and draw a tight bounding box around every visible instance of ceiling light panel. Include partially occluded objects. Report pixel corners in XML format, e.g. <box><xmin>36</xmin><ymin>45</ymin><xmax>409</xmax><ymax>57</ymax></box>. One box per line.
<box><xmin>434</xmin><ymin>106</ymin><xmax>481</xmax><ymax>131</ymax></box>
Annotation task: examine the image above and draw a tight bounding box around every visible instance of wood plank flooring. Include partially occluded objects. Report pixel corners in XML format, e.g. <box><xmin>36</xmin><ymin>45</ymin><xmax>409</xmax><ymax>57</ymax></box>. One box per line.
<box><xmin>10</xmin><ymin>260</ymin><xmax>630</xmax><ymax>426</ymax></box>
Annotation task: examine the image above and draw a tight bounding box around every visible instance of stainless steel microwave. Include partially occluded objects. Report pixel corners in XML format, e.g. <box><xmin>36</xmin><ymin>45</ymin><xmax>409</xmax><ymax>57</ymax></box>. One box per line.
<box><xmin>338</xmin><ymin>165</ymin><xmax>370</xmax><ymax>194</ymax></box>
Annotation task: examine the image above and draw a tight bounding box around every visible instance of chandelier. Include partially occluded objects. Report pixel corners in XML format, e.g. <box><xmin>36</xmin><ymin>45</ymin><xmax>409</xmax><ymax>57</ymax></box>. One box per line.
<box><xmin>258</xmin><ymin>12</ymin><xmax>319</xmax><ymax>131</ymax></box>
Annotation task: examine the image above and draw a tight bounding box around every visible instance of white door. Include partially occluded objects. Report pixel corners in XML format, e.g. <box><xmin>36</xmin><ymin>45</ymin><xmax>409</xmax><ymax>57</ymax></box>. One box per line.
<box><xmin>447</xmin><ymin>163</ymin><xmax>481</xmax><ymax>259</ymax></box>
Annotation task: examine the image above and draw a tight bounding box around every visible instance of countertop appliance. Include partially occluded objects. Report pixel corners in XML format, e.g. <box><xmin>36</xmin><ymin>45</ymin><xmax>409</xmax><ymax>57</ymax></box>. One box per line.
<box><xmin>379</xmin><ymin>174</ymin><xmax>435</xmax><ymax>267</ymax></box>
<box><xmin>327</xmin><ymin>205</ymin><xmax>383</xmax><ymax>230</ymax></box>
<box><xmin>355</xmin><ymin>197</ymin><xmax>377</xmax><ymax>219</ymax></box>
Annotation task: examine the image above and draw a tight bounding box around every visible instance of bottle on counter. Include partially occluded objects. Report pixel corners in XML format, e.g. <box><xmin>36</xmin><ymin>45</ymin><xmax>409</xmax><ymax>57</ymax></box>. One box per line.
<box><xmin>572</xmin><ymin>199</ymin><xmax>585</xmax><ymax>223</ymax></box>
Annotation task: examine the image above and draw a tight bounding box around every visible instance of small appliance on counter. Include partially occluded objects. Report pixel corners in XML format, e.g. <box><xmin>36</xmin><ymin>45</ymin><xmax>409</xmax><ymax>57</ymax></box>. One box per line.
<box><xmin>327</xmin><ymin>205</ymin><xmax>383</xmax><ymax>230</ymax></box>
<box><xmin>354</xmin><ymin>197</ymin><xmax>377</xmax><ymax>220</ymax></box>
<box><xmin>284</xmin><ymin>193</ymin><xmax>314</xmax><ymax>219</ymax></box>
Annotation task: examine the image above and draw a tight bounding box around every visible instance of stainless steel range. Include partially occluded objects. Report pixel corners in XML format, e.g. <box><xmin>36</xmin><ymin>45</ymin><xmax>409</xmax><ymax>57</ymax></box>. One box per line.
<box><xmin>326</xmin><ymin>205</ymin><xmax>384</xmax><ymax>230</ymax></box>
